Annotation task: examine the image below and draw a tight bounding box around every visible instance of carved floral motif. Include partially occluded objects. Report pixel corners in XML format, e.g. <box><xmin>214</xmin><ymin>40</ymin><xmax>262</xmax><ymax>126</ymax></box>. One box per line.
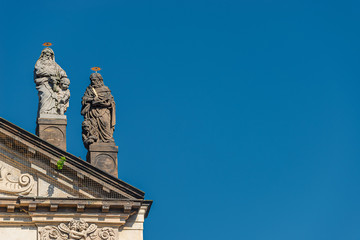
<box><xmin>39</xmin><ymin>220</ymin><xmax>116</xmax><ymax>240</ymax></box>
<box><xmin>0</xmin><ymin>165</ymin><xmax>34</xmax><ymax>195</ymax></box>
<box><xmin>96</xmin><ymin>228</ymin><xmax>116</xmax><ymax>240</ymax></box>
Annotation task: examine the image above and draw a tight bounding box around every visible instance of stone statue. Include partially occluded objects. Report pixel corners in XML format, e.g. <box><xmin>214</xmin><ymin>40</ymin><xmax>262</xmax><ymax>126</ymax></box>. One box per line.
<box><xmin>81</xmin><ymin>73</ymin><xmax>116</xmax><ymax>149</ymax></box>
<box><xmin>82</xmin><ymin>120</ymin><xmax>98</xmax><ymax>149</ymax></box>
<box><xmin>58</xmin><ymin>78</ymin><xmax>70</xmax><ymax>115</ymax></box>
<box><xmin>34</xmin><ymin>47</ymin><xmax>70</xmax><ymax>117</ymax></box>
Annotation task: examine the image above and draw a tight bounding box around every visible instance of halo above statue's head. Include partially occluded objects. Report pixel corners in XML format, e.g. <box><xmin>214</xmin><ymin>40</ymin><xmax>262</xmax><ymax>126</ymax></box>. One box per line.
<box><xmin>91</xmin><ymin>67</ymin><xmax>101</xmax><ymax>72</ymax></box>
<box><xmin>42</xmin><ymin>42</ymin><xmax>52</xmax><ymax>47</ymax></box>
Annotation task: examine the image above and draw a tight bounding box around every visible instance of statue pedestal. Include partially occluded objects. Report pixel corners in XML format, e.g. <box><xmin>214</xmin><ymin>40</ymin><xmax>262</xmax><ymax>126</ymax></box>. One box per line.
<box><xmin>36</xmin><ymin>118</ymin><xmax>67</xmax><ymax>151</ymax></box>
<box><xmin>88</xmin><ymin>142</ymin><xmax>118</xmax><ymax>177</ymax></box>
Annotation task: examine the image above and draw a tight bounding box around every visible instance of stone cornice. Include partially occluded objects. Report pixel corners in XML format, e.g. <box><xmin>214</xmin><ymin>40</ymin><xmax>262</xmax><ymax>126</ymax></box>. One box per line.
<box><xmin>0</xmin><ymin>197</ymin><xmax>152</xmax><ymax>226</ymax></box>
<box><xmin>0</xmin><ymin>197</ymin><xmax>148</xmax><ymax>212</ymax></box>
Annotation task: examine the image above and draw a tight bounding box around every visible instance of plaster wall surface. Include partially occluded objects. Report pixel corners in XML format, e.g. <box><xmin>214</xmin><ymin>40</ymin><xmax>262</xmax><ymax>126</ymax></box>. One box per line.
<box><xmin>117</xmin><ymin>206</ymin><xmax>146</xmax><ymax>240</ymax></box>
<box><xmin>117</xmin><ymin>229</ymin><xmax>144</xmax><ymax>240</ymax></box>
<box><xmin>0</xmin><ymin>226</ymin><xmax>37</xmax><ymax>240</ymax></box>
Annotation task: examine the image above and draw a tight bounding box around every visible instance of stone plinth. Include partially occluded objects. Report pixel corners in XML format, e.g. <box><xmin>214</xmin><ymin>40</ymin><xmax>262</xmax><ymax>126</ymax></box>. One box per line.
<box><xmin>88</xmin><ymin>142</ymin><xmax>118</xmax><ymax>177</ymax></box>
<box><xmin>36</xmin><ymin>118</ymin><xmax>67</xmax><ymax>151</ymax></box>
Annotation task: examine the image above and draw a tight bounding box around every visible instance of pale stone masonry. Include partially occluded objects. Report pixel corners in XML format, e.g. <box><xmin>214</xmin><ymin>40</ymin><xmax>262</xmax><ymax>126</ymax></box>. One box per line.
<box><xmin>0</xmin><ymin>118</ymin><xmax>152</xmax><ymax>240</ymax></box>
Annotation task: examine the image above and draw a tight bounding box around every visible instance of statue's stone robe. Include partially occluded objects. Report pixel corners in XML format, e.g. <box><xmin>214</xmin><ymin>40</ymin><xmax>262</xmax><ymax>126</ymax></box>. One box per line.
<box><xmin>81</xmin><ymin>85</ymin><xmax>116</xmax><ymax>143</ymax></box>
<box><xmin>34</xmin><ymin>48</ymin><xmax>69</xmax><ymax>116</ymax></box>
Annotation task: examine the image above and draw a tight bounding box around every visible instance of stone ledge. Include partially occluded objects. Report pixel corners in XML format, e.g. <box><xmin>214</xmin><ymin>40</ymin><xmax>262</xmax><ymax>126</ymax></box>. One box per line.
<box><xmin>38</xmin><ymin>114</ymin><xmax>67</xmax><ymax>120</ymax></box>
<box><xmin>0</xmin><ymin>197</ymin><xmax>146</xmax><ymax>215</ymax></box>
<box><xmin>37</xmin><ymin>118</ymin><xmax>67</xmax><ymax>125</ymax></box>
<box><xmin>0</xmin><ymin>198</ymin><xmax>147</xmax><ymax>227</ymax></box>
<box><xmin>89</xmin><ymin>142</ymin><xmax>118</xmax><ymax>152</ymax></box>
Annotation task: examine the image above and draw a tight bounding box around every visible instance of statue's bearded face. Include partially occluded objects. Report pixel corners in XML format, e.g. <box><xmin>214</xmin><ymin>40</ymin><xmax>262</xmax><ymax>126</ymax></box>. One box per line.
<box><xmin>91</xmin><ymin>77</ymin><xmax>98</xmax><ymax>85</ymax></box>
<box><xmin>44</xmin><ymin>51</ymin><xmax>52</xmax><ymax>59</ymax></box>
<box><xmin>90</xmin><ymin>73</ymin><xmax>104</xmax><ymax>87</ymax></box>
<box><xmin>90</xmin><ymin>77</ymin><xmax>103</xmax><ymax>86</ymax></box>
<box><xmin>39</xmin><ymin>49</ymin><xmax>55</xmax><ymax>64</ymax></box>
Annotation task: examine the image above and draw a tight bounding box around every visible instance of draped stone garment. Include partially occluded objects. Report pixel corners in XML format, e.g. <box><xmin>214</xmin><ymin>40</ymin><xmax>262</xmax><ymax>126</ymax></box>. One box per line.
<box><xmin>81</xmin><ymin>85</ymin><xmax>116</xmax><ymax>143</ymax></box>
<box><xmin>34</xmin><ymin>61</ymin><xmax>68</xmax><ymax>115</ymax></box>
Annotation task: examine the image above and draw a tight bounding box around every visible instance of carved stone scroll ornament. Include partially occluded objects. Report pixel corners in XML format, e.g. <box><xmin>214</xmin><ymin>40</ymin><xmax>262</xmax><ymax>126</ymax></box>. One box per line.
<box><xmin>39</xmin><ymin>219</ymin><xmax>116</xmax><ymax>240</ymax></box>
<box><xmin>0</xmin><ymin>165</ymin><xmax>34</xmax><ymax>195</ymax></box>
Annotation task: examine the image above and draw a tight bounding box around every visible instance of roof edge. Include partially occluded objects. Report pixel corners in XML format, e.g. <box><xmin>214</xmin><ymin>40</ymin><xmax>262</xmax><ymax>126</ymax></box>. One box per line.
<box><xmin>0</xmin><ymin>117</ymin><xmax>145</xmax><ymax>199</ymax></box>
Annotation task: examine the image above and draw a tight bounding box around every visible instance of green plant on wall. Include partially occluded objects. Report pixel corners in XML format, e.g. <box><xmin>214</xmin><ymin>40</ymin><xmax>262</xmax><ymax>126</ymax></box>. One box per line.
<box><xmin>57</xmin><ymin>156</ymin><xmax>66</xmax><ymax>170</ymax></box>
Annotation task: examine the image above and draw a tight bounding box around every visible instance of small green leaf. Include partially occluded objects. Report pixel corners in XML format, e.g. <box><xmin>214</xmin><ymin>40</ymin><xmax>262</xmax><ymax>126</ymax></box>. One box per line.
<box><xmin>57</xmin><ymin>156</ymin><xmax>66</xmax><ymax>170</ymax></box>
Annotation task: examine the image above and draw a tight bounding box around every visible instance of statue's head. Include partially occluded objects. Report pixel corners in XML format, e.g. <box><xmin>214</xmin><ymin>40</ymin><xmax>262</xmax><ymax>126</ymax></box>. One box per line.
<box><xmin>68</xmin><ymin>220</ymin><xmax>77</xmax><ymax>230</ymax></box>
<box><xmin>39</xmin><ymin>47</ymin><xmax>55</xmax><ymax>62</ymax></box>
<box><xmin>82</xmin><ymin>120</ymin><xmax>91</xmax><ymax>131</ymax></box>
<box><xmin>78</xmin><ymin>219</ymin><xmax>88</xmax><ymax>231</ymax></box>
<box><xmin>60</xmin><ymin>78</ymin><xmax>70</xmax><ymax>90</ymax></box>
<box><xmin>90</xmin><ymin>73</ymin><xmax>104</xmax><ymax>87</ymax></box>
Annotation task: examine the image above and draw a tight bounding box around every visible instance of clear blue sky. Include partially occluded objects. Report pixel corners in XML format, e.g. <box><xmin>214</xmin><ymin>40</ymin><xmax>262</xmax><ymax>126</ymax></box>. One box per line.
<box><xmin>1</xmin><ymin>0</ymin><xmax>360</xmax><ymax>239</ymax></box>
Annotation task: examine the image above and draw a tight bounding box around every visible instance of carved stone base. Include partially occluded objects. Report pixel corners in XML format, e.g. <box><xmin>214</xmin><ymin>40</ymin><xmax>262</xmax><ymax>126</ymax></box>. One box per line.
<box><xmin>88</xmin><ymin>143</ymin><xmax>118</xmax><ymax>177</ymax></box>
<box><xmin>36</xmin><ymin>118</ymin><xmax>67</xmax><ymax>151</ymax></box>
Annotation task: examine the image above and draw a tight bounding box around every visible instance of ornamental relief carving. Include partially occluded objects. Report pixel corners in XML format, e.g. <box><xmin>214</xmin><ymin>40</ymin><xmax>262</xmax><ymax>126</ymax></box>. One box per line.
<box><xmin>0</xmin><ymin>165</ymin><xmax>34</xmax><ymax>195</ymax></box>
<box><xmin>39</xmin><ymin>219</ymin><xmax>116</xmax><ymax>240</ymax></box>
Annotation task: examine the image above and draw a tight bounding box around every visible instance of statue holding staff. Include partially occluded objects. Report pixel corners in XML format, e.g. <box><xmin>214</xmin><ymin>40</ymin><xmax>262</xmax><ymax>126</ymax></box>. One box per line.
<box><xmin>81</xmin><ymin>72</ymin><xmax>116</xmax><ymax>149</ymax></box>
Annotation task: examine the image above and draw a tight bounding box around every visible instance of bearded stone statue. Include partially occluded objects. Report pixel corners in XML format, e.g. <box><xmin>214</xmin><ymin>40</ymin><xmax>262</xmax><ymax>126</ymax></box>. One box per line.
<box><xmin>34</xmin><ymin>47</ymin><xmax>70</xmax><ymax>117</ymax></box>
<box><xmin>81</xmin><ymin>73</ymin><xmax>116</xmax><ymax>149</ymax></box>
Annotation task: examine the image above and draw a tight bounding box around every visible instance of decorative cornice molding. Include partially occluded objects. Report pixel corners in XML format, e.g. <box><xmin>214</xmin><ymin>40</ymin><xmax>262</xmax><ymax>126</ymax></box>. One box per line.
<box><xmin>0</xmin><ymin>197</ymin><xmax>149</xmax><ymax>222</ymax></box>
<box><xmin>39</xmin><ymin>219</ymin><xmax>116</xmax><ymax>240</ymax></box>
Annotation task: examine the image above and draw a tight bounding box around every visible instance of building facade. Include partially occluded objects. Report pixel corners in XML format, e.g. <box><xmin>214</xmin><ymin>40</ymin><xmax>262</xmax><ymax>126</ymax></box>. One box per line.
<box><xmin>0</xmin><ymin>118</ymin><xmax>152</xmax><ymax>240</ymax></box>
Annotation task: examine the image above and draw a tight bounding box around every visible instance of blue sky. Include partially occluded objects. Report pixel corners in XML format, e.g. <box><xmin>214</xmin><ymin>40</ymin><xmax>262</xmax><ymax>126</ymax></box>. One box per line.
<box><xmin>1</xmin><ymin>0</ymin><xmax>360</xmax><ymax>239</ymax></box>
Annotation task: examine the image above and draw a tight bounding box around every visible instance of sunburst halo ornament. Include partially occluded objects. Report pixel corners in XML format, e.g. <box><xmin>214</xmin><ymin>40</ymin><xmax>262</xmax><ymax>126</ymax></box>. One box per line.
<box><xmin>42</xmin><ymin>42</ymin><xmax>52</xmax><ymax>47</ymax></box>
<box><xmin>91</xmin><ymin>67</ymin><xmax>101</xmax><ymax>73</ymax></box>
